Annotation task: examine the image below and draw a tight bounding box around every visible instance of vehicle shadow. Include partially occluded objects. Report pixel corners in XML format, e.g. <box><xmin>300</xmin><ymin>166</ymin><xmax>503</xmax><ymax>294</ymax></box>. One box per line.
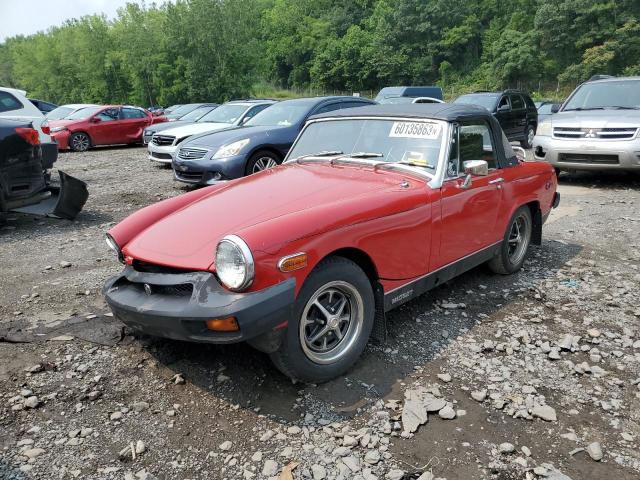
<box><xmin>559</xmin><ymin>170</ymin><xmax>640</xmax><ymax>189</ymax></box>
<box><xmin>144</xmin><ymin>239</ymin><xmax>582</xmax><ymax>425</ymax></box>
<box><xmin>0</xmin><ymin>208</ymin><xmax>113</xmax><ymax>241</ymax></box>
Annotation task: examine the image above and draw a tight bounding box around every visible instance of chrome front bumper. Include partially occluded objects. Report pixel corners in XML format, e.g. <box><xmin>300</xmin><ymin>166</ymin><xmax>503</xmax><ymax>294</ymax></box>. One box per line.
<box><xmin>533</xmin><ymin>136</ymin><xmax>640</xmax><ymax>170</ymax></box>
<box><xmin>147</xmin><ymin>143</ymin><xmax>178</xmax><ymax>164</ymax></box>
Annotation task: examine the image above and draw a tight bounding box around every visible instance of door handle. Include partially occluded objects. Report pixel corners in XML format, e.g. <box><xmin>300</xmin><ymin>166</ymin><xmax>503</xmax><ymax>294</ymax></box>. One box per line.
<box><xmin>489</xmin><ymin>177</ymin><xmax>504</xmax><ymax>185</ymax></box>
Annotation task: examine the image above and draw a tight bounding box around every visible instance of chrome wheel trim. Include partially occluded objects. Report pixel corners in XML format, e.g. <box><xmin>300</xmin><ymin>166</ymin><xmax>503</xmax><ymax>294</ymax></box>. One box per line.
<box><xmin>252</xmin><ymin>156</ymin><xmax>278</xmax><ymax>173</ymax></box>
<box><xmin>299</xmin><ymin>280</ymin><xmax>364</xmax><ymax>365</ymax></box>
<box><xmin>72</xmin><ymin>134</ymin><xmax>89</xmax><ymax>151</ymax></box>
<box><xmin>527</xmin><ymin>127</ymin><xmax>535</xmax><ymax>146</ymax></box>
<box><xmin>507</xmin><ymin>213</ymin><xmax>531</xmax><ymax>265</ymax></box>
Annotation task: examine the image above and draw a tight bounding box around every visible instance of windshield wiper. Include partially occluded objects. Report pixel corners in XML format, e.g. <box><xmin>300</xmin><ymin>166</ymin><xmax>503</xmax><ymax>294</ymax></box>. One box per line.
<box><xmin>293</xmin><ymin>150</ymin><xmax>343</xmax><ymax>162</ymax></box>
<box><xmin>608</xmin><ymin>106</ymin><xmax>640</xmax><ymax>110</ymax></box>
<box><xmin>346</xmin><ymin>152</ymin><xmax>384</xmax><ymax>158</ymax></box>
<box><xmin>393</xmin><ymin>160</ymin><xmax>436</xmax><ymax>170</ymax></box>
<box><xmin>563</xmin><ymin>107</ymin><xmax>605</xmax><ymax>111</ymax></box>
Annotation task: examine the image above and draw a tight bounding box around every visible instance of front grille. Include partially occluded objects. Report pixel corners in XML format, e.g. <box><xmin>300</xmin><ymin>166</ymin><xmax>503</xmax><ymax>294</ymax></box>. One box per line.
<box><xmin>151</xmin><ymin>152</ymin><xmax>173</xmax><ymax>160</ymax></box>
<box><xmin>132</xmin><ymin>260</ymin><xmax>194</xmax><ymax>274</ymax></box>
<box><xmin>143</xmin><ymin>133</ymin><xmax>153</xmax><ymax>144</ymax></box>
<box><xmin>175</xmin><ymin>171</ymin><xmax>204</xmax><ymax>182</ymax></box>
<box><xmin>558</xmin><ymin>153</ymin><xmax>619</xmax><ymax>164</ymax></box>
<box><xmin>553</xmin><ymin>127</ymin><xmax>637</xmax><ymax>140</ymax></box>
<box><xmin>151</xmin><ymin>135</ymin><xmax>176</xmax><ymax>146</ymax></box>
<box><xmin>177</xmin><ymin>147</ymin><xmax>208</xmax><ymax>160</ymax></box>
<box><xmin>126</xmin><ymin>281</ymin><xmax>193</xmax><ymax>298</ymax></box>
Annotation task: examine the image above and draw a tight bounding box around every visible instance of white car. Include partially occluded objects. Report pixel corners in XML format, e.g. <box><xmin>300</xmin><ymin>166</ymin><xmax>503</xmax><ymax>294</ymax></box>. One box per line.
<box><xmin>148</xmin><ymin>100</ymin><xmax>276</xmax><ymax>163</ymax></box>
<box><xmin>0</xmin><ymin>87</ymin><xmax>57</xmax><ymax>168</ymax></box>
<box><xmin>45</xmin><ymin>104</ymin><xmax>98</xmax><ymax>121</ymax></box>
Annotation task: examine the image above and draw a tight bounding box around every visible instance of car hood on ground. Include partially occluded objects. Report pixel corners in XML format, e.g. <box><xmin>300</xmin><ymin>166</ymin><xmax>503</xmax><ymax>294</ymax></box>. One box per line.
<box><xmin>552</xmin><ymin>109</ymin><xmax>640</xmax><ymax>128</ymax></box>
<box><xmin>184</xmin><ymin>125</ymin><xmax>289</xmax><ymax>150</ymax></box>
<box><xmin>123</xmin><ymin>162</ymin><xmax>428</xmax><ymax>270</ymax></box>
<box><xmin>157</xmin><ymin>122</ymin><xmax>235</xmax><ymax>139</ymax></box>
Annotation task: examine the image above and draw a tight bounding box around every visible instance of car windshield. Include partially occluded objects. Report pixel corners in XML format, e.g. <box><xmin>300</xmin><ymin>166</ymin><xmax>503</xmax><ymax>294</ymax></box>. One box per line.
<box><xmin>199</xmin><ymin>104</ymin><xmax>248</xmax><ymax>124</ymax></box>
<box><xmin>65</xmin><ymin>106</ymin><xmax>102</xmax><ymax>120</ymax></box>
<box><xmin>45</xmin><ymin>106</ymin><xmax>74</xmax><ymax>120</ymax></box>
<box><xmin>563</xmin><ymin>80</ymin><xmax>640</xmax><ymax>110</ymax></box>
<box><xmin>287</xmin><ymin>118</ymin><xmax>443</xmax><ymax>174</ymax></box>
<box><xmin>538</xmin><ymin>103</ymin><xmax>554</xmax><ymax>114</ymax></box>
<box><xmin>454</xmin><ymin>94</ymin><xmax>499</xmax><ymax>110</ymax></box>
<box><xmin>170</xmin><ymin>104</ymin><xmax>199</xmax><ymax>117</ymax></box>
<box><xmin>377</xmin><ymin>96</ymin><xmax>414</xmax><ymax>105</ymax></box>
<box><xmin>246</xmin><ymin>103</ymin><xmax>308</xmax><ymax>127</ymax></box>
<box><xmin>180</xmin><ymin>106</ymin><xmax>215</xmax><ymax>121</ymax></box>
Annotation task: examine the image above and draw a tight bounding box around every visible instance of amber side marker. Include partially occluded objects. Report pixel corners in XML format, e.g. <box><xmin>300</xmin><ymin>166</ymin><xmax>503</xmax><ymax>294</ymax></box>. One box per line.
<box><xmin>278</xmin><ymin>253</ymin><xmax>308</xmax><ymax>272</ymax></box>
<box><xmin>206</xmin><ymin>317</ymin><xmax>239</xmax><ymax>332</ymax></box>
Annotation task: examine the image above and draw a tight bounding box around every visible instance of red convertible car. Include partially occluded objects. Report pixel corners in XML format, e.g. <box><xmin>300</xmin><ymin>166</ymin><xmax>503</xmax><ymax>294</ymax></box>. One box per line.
<box><xmin>49</xmin><ymin>105</ymin><xmax>167</xmax><ymax>152</ymax></box>
<box><xmin>103</xmin><ymin>104</ymin><xmax>559</xmax><ymax>382</ymax></box>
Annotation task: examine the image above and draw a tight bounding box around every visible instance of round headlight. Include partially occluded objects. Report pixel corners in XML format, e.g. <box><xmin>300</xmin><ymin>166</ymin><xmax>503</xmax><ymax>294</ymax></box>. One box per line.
<box><xmin>105</xmin><ymin>233</ymin><xmax>124</xmax><ymax>264</ymax></box>
<box><xmin>215</xmin><ymin>235</ymin><xmax>254</xmax><ymax>291</ymax></box>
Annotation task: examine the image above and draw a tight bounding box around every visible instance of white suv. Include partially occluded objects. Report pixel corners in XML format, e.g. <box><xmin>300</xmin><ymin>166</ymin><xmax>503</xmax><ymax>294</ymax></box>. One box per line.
<box><xmin>0</xmin><ymin>87</ymin><xmax>58</xmax><ymax>168</ymax></box>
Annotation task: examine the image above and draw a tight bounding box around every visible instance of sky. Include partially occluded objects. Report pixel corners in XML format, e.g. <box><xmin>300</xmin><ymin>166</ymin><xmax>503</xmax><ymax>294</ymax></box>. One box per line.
<box><xmin>0</xmin><ymin>0</ymin><xmax>147</xmax><ymax>42</ymax></box>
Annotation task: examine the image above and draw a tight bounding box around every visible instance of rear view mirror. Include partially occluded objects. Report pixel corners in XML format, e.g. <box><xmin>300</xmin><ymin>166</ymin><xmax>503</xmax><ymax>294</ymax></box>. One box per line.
<box><xmin>464</xmin><ymin>160</ymin><xmax>489</xmax><ymax>176</ymax></box>
<box><xmin>550</xmin><ymin>104</ymin><xmax>561</xmax><ymax>113</ymax></box>
<box><xmin>90</xmin><ymin>117</ymin><xmax>101</xmax><ymax>123</ymax></box>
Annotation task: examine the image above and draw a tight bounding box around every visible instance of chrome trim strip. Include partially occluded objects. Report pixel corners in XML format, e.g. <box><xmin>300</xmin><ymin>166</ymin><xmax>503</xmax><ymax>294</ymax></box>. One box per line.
<box><xmin>216</xmin><ymin>235</ymin><xmax>255</xmax><ymax>291</ymax></box>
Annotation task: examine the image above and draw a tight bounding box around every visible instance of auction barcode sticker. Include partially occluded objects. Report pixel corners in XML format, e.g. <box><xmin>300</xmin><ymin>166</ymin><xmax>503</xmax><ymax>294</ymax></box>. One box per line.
<box><xmin>389</xmin><ymin>122</ymin><xmax>440</xmax><ymax>139</ymax></box>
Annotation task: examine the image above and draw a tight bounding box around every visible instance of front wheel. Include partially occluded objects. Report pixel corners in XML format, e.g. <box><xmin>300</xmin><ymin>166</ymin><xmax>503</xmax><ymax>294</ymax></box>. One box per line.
<box><xmin>245</xmin><ymin>150</ymin><xmax>280</xmax><ymax>176</ymax></box>
<box><xmin>488</xmin><ymin>206</ymin><xmax>533</xmax><ymax>275</ymax></box>
<box><xmin>520</xmin><ymin>125</ymin><xmax>536</xmax><ymax>149</ymax></box>
<box><xmin>69</xmin><ymin>132</ymin><xmax>91</xmax><ymax>152</ymax></box>
<box><xmin>270</xmin><ymin>257</ymin><xmax>374</xmax><ymax>383</ymax></box>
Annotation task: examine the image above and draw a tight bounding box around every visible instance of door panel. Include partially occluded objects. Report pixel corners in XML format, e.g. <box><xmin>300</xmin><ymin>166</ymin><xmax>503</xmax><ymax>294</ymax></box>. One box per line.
<box><xmin>90</xmin><ymin>108</ymin><xmax>121</xmax><ymax>145</ymax></box>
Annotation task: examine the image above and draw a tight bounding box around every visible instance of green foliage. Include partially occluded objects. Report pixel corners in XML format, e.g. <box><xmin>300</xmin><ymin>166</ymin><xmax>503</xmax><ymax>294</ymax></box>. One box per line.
<box><xmin>1</xmin><ymin>0</ymin><xmax>638</xmax><ymax>104</ymax></box>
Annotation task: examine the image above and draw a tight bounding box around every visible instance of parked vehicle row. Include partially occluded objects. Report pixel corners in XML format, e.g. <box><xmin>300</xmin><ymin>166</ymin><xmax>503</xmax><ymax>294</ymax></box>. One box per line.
<box><xmin>143</xmin><ymin>104</ymin><xmax>219</xmax><ymax>144</ymax></box>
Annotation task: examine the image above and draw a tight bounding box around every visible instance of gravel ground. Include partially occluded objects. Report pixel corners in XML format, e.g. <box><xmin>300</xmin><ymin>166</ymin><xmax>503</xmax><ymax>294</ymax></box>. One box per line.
<box><xmin>0</xmin><ymin>146</ymin><xmax>639</xmax><ymax>480</ymax></box>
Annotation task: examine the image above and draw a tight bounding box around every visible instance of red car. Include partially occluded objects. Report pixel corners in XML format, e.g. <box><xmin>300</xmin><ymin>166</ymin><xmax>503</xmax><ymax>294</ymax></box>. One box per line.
<box><xmin>49</xmin><ymin>105</ymin><xmax>167</xmax><ymax>152</ymax></box>
<box><xmin>103</xmin><ymin>104</ymin><xmax>559</xmax><ymax>382</ymax></box>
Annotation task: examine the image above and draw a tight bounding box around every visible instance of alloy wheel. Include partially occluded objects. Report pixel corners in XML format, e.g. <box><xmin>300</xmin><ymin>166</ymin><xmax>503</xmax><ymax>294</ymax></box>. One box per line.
<box><xmin>527</xmin><ymin>127</ymin><xmax>535</xmax><ymax>147</ymax></box>
<box><xmin>71</xmin><ymin>134</ymin><xmax>90</xmax><ymax>151</ymax></box>
<box><xmin>252</xmin><ymin>156</ymin><xmax>278</xmax><ymax>173</ymax></box>
<box><xmin>299</xmin><ymin>281</ymin><xmax>364</xmax><ymax>364</ymax></box>
<box><xmin>507</xmin><ymin>213</ymin><xmax>531</xmax><ymax>265</ymax></box>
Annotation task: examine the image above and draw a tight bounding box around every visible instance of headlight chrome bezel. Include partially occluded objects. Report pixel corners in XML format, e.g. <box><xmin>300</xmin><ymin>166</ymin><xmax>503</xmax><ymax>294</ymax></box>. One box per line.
<box><xmin>105</xmin><ymin>233</ymin><xmax>125</xmax><ymax>264</ymax></box>
<box><xmin>215</xmin><ymin>234</ymin><xmax>255</xmax><ymax>292</ymax></box>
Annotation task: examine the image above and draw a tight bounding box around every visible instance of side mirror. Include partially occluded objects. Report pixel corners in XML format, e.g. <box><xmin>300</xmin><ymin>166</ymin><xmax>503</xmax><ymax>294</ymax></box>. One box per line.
<box><xmin>90</xmin><ymin>117</ymin><xmax>101</xmax><ymax>123</ymax></box>
<box><xmin>497</xmin><ymin>104</ymin><xmax>510</xmax><ymax>113</ymax></box>
<box><xmin>512</xmin><ymin>146</ymin><xmax>526</xmax><ymax>161</ymax></box>
<box><xmin>550</xmin><ymin>104</ymin><xmax>561</xmax><ymax>113</ymax></box>
<box><xmin>464</xmin><ymin>160</ymin><xmax>489</xmax><ymax>176</ymax></box>
<box><xmin>240</xmin><ymin>116</ymin><xmax>251</xmax><ymax>125</ymax></box>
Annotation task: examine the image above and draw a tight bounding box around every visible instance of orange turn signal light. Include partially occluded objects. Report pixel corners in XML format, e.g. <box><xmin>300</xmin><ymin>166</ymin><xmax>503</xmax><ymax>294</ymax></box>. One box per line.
<box><xmin>206</xmin><ymin>317</ymin><xmax>239</xmax><ymax>332</ymax></box>
<box><xmin>278</xmin><ymin>253</ymin><xmax>308</xmax><ymax>272</ymax></box>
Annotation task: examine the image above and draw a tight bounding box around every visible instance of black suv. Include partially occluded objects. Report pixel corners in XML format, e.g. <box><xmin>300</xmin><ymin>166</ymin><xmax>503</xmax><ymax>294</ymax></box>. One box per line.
<box><xmin>453</xmin><ymin>90</ymin><xmax>538</xmax><ymax>148</ymax></box>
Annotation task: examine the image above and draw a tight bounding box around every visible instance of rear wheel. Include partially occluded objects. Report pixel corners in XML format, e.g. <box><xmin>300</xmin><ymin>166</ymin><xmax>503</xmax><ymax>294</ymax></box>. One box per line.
<box><xmin>521</xmin><ymin>124</ymin><xmax>535</xmax><ymax>149</ymax></box>
<box><xmin>488</xmin><ymin>206</ymin><xmax>533</xmax><ymax>275</ymax></box>
<box><xmin>245</xmin><ymin>150</ymin><xmax>280</xmax><ymax>176</ymax></box>
<box><xmin>270</xmin><ymin>257</ymin><xmax>374</xmax><ymax>383</ymax></box>
<box><xmin>69</xmin><ymin>132</ymin><xmax>91</xmax><ymax>152</ymax></box>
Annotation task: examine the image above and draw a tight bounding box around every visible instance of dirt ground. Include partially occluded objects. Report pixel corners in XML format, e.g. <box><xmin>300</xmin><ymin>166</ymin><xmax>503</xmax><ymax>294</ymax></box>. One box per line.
<box><xmin>0</xmin><ymin>146</ymin><xmax>639</xmax><ymax>480</ymax></box>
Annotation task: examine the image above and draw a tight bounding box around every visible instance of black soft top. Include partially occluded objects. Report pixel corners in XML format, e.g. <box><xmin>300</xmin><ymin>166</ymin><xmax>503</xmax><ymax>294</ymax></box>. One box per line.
<box><xmin>310</xmin><ymin>103</ymin><xmax>491</xmax><ymax>122</ymax></box>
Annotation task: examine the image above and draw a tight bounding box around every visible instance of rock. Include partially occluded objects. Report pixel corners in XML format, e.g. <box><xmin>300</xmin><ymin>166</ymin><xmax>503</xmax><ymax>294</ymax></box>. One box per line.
<box><xmin>364</xmin><ymin>450</ymin><xmax>380</xmax><ymax>464</ymax></box>
<box><xmin>171</xmin><ymin>373</ymin><xmax>185</xmax><ymax>385</ymax></box>
<box><xmin>60</xmin><ymin>261</ymin><xmax>72</xmax><ymax>268</ymax></box>
<box><xmin>521</xmin><ymin>446</ymin><xmax>531</xmax><ymax>457</ymax></box>
<box><xmin>333</xmin><ymin>446</ymin><xmax>351</xmax><ymax>457</ymax></box>
<box><xmin>499</xmin><ymin>442</ymin><xmax>515</xmax><ymax>454</ymax></box>
<box><xmin>311</xmin><ymin>464</ymin><xmax>327</xmax><ymax>480</ymax></box>
<box><xmin>436</xmin><ymin>373</ymin><xmax>452</xmax><ymax>383</ymax></box>
<box><xmin>471</xmin><ymin>390</ymin><xmax>487</xmax><ymax>402</ymax></box>
<box><xmin>587</xmin><ymin>329</ymin><xmax>601</xmax><ymax>338</ymax></box>
<box><xmin>548</xmin><ymin>348</ymin><xmax>561</xmax><ymax>360</ymax></box>
<box><xmin>585</xmin><ymin>442</ymin><xmax>603</xmax><ymax>461</ymax></box>
<box><xmin>402</xmin><ymin>397</ymin><xmax>428</xmax><ymax>433</ymax></box>
<box><xmin>251</xmin><ymin>451</ymin><xmax>263</xmax><ymax>462</ymax></box>
<box><xmin>342</xmin><ymin>435</ymin><xmax>357</xmax><ymax>447</ymax></box>
<box><xmin>132</xmin><ymin>401</ymin><xmax>149</xmax><ymax>412</ymax></box>
<box><xmin>386</xmin><ymin>469</ymin><xmax>406</xmax><ymax>480</ymax></box>
<box><xmin>66</xmin><ymin>437</ymin><xmax>83</xmax><ymax>446</ymax></box>
<box><xmin>417</xmin><ymin>473</ymin><xmax>434</xmax><ymax>480</ymax></box>
<box><xmin>262</xmin><ymin>460</ymin><xmax>278</xmax><ymax>476</ymax></box>
<box><xmin>23</xmin><ymin>448</ymin><xmax>45</xmax><ymax>459</ymax></box>
<box><xmin>260</xmin><ymin>430</ymin><xmax>275</xmax><ymax>442</ymax></box>
<box><xmin>342</xmin><ymin>456</ymin><xmax>360</xmax><ymax>472</ymax></box>
<box><xmin>219</xmin><ymin>441</ymin><xmax>232</xmax><ymax>451</ymax></box>
<box><xmin>287</xmin><ymin>426</ymin><xmax>301</xmax><ymax>435</ymax></box>
<box><xmin>23</xmin><ymin>396</ymin><xmax>40</xmax><ymax>409</ymax></box>
<box><xmin>424</xmin><ymin>396</ymin><xmax>447</xmax><ymax>412</ymax></box>
<box><xmin>532</xmin><ymin>405</ymin><xmax>557</xmax><ymax>422</ymax></box>
<box><xmin>438</xmin><ymin>404</ymin><xmax>456</xmax><ymax>420</ymax></box>
<box><xmin>110</xmin><ymin>411</ymin><xmax>124</xmax><ymax>421</ymax></box>
<box><xmin>135</xmin><ymin>440</ymin><xmax>146</xmax><ymax>455</ymax></box>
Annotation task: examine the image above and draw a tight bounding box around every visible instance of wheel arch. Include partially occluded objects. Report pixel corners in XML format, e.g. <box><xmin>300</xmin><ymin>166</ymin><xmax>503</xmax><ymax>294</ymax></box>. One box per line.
<box><xmin>524</xmin><ymin>200</ymin><xmax>542</xmax><ymax>245</ymax></box>
<box><xmin>247</xmin><ymin>146</ymin><xmax>283</xmax><ymax>162</ymax></box>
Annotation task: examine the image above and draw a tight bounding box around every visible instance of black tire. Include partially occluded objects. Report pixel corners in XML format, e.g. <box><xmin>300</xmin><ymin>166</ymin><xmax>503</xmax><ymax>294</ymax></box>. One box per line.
<box><xmin>69</xmin><ymin>132</ymin><xmax>91</xmax><ymax>152</ymax></box>
<box><xmin>520</xmin><ymin>124</ymin><xmax>536</xmax><ymax>149</ymax></box>
<box><xmin>488</xmin><ymin>206</ymin><xmax>533</xmax><ymax>275</ymax></box>
<box><xmin>245</xmin><ymin>150</ymin><xmax>280</xmax><ymax>176</ymax></box>
<box><xmin>269</xmin><ymin>257</ymin><xmax>375</xmax><ymax>383</ymax></box>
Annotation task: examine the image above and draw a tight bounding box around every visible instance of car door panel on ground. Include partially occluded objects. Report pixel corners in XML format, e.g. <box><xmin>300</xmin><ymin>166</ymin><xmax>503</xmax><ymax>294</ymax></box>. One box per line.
<box><xmin>435</xmin><ymin>121</ymin><xmax>504</xmax><ymax>270</ymax></box>
<box><xmin>90</xmin><ymin>108</ymin><xmax>121</xmax><ymax>145</ymax></box>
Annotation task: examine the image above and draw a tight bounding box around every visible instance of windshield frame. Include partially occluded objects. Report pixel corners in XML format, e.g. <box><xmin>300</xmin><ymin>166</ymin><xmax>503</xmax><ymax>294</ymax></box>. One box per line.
<box><xmin>284</xmin><ymin>116</ymin><xmax>451</xmax><ymax>185</ymax></box>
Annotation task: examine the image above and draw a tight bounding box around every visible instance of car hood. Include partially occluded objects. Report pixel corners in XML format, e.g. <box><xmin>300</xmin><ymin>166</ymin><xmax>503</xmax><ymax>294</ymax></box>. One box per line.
<box><xmin>123</xmin><ymin>162</ymin><xmax>428</xmax><ymax>270</ymax></box>
<box><xmin>158</xmin><ymin>122</ymin><xmax>235</xmax><ymax>138</ymax></box>
<box><xmin>146</xmin><ymin>120</ymin><xmax>194</xmax><ymax>133</ymax></box>
<box><xmin>184</xmin><ymin>125</ymin><xmax>290</xmax><ymax>150</ymax></box>
<box><xmin>552</xmin><ymin>109</ymin><xmax>640</xmax><ymax>128</ymax></box>
<box><xmin>48</xmin><ymin>119</ymin><xmax>77</xmax><ymax>128</ymax></box>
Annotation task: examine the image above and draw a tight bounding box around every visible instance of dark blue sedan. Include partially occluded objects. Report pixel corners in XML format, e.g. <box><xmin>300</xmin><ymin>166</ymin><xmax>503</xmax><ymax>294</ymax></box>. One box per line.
<box><xmin>172</xmin><ymin>96</ymin><xmax>376</xmax><ymax>185</ymax></box>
